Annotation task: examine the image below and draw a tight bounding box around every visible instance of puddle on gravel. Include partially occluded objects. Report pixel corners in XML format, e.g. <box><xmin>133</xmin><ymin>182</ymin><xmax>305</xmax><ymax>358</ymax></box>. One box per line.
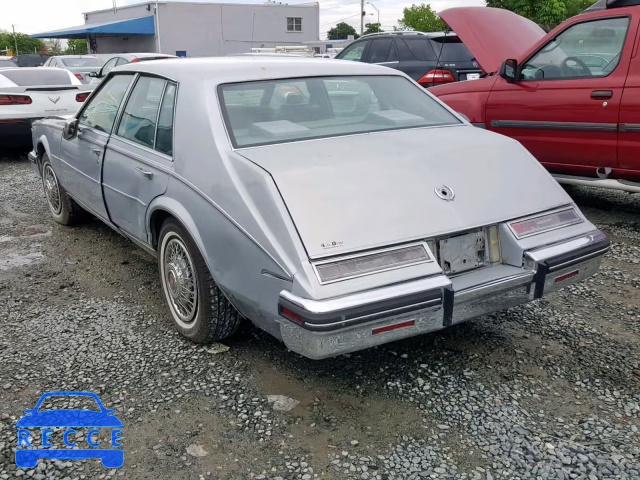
<box><xmin>0</xmin><ymin>251</ymin><xmax>44</xmax><ymax>271</ymax></box>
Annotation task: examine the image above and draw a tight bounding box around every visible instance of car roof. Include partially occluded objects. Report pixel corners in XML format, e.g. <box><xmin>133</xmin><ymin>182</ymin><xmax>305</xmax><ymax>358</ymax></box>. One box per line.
<box><xmin>358</xmin><ymin>31</ymin><xmax>459</xmax><ymax>40</ymax></box>
<box><xmin>53</xmin><ymin>55</ymin><xmax>99</xmax><ymax>59</ymax></box>
<box><xmin>112</xmin><ymin>56</ymin><xmax>401</xmax><ymax>83</ymax></box>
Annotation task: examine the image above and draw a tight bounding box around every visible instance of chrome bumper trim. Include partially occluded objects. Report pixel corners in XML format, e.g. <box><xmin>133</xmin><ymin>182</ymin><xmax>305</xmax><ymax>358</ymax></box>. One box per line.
<box><xmin>278</xmin><ymin>230</ymin><xmax>609</xmax><ymax>359</ymax></box>
<box><xmin>279</xmin><ymin>275</ymin><xmax>451</xmax><ymax>332</ymax></box>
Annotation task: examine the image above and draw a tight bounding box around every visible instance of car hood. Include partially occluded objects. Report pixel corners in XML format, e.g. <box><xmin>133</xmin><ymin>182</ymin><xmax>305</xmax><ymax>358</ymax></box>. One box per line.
<box><xmin>238</xmin><ymin>126</ymin><xmax>571</xmax><ymax>259</ymax></box>
<box><xmin>439</xmin><ymin>7</ymin><xmax>546</xmax><ymax>73</ymax></box>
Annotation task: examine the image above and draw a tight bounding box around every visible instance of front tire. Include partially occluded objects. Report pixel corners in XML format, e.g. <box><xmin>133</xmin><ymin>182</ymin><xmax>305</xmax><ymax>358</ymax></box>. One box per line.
<box><xmin>158</xmin><ymin>219</ymin><xmax>241</xmax><ymax>343</ymax></box>
<box><xmin>41</xmin><ymin>153</ymin><xmax>85</xmax><ymax>225</ymax></box>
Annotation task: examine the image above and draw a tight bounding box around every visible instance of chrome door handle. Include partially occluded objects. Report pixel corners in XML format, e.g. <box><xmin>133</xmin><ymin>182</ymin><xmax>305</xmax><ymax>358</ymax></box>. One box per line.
<box><xmin>91</xmin><ymin>148</ymin><xmax>102</xmax><ymax>156</ymax></box>
<box><xmin>135</xmin><ymin>166</ymin><xmax>154</xmax><ymax>179</ymax></box>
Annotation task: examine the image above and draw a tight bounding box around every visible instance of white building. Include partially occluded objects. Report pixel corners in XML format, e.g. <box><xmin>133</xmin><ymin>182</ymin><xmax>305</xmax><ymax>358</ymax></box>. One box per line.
<box><xmin>31</xmin><ymin>1</ymin><xmax>320</xmax><ymax>57</ymax></box>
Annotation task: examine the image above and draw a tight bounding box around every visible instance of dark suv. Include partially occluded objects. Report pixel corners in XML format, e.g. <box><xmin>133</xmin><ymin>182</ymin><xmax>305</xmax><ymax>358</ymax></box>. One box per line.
<box><xmin>11</xmin><ymin>54</ymin><xmax>51</xmax><ymax>67</ymax></box>
<box><xmin>335</xmin><ymin>32</ymin><xmax>481</xmax><ymax>87</ymax></box>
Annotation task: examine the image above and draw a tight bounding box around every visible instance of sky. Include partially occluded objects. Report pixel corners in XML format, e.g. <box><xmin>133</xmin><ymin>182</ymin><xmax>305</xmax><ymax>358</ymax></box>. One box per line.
<box><xmin>0</xmin><ymin>0</ymin><xmax>485</xmax><ymax>38</ymax></box>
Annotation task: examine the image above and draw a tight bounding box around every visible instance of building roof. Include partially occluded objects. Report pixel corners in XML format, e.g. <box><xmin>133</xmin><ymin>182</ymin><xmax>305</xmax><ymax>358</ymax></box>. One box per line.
<box><xmin>30</xmin><ymin>16</ymin><xmax>155</xmax><ymax>39</ymax></box>
<box><xmin>84</xmin><ymin>0</ymin><xmax>318</xmax><ymax>15</ymax></box>
<box><xmin>111</xmin><ymin>56</ymin><xmax>397</xmax><ymax>83</ymax></box>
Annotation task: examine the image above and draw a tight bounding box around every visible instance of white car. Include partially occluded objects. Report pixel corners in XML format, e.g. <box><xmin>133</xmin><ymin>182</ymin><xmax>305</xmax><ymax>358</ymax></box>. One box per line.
<box><xmin>0</xmin><ymin>67</ymin><xmax>93</xmax><ymax>148</ymax></box>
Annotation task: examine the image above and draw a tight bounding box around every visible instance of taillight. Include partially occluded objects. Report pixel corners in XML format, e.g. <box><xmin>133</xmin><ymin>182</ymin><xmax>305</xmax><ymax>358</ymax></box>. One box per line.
<box><xmin>0</xmin><ymin>95</ymin><xmax>32</xmax><ymax>105</ymax></box>
<box><xmin>131</xmin><ymin>58</ymin><xmax>140</xmax><ymax>63</ymax></box>
<box><xmin>75</xmin><ymin>73</ymin><xmax>84</xmax><ymax>80</ymax></box>
<box><xmin>418</xmin><ymin>69</ymin><xmax>455</xmax><ymax>86</ymax></box>
<box><xmin>76</xmin><ymin>93</ymin><xmax>90</xmax><ymax>102</ymax></box>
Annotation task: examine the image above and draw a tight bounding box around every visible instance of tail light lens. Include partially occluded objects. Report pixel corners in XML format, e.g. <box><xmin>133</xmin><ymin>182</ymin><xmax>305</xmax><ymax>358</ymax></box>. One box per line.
<box><xmin>313</xmin><ymin>244</ymin><xmax>432</xmax><ymax>284</ymax></box>
<box><xmin>418</xmin><ymin>69</ymin><xmax>455</xmax><ymax>86</ymax></box>
<box><xmin>131</xmin><ymin>58</ymin><xmax>140</xmax><ymax>63</ymax></box>
<box><xmin>74</xmin><ymin>73</ymin><xmax>84</xmax><ymax>80</ymax></box>
<box><xmin>509</xmin><ymin>207</ymin><xmax>582</xmax><ymax>239</ymax></box>
<box><xmin>0</xmin><ymin>95</ymin><xmax>32</xmax><ymax>105</ymax></box>
<box><xmin>76</xmin><ymin>93</ymin><xmax>90</xmax><ymax>102</ymax></box>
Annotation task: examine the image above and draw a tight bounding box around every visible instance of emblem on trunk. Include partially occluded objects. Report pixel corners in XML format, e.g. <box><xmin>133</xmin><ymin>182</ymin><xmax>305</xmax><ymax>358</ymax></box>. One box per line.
<box><xmin>435</xmin><ymin>185</ymin><xmax>455</xmax><ymax>202</ymax></box>
<box><xmin>48</xmin><ymin>96</ymin><xmax>60</xmax><ymax>104</ymax></box>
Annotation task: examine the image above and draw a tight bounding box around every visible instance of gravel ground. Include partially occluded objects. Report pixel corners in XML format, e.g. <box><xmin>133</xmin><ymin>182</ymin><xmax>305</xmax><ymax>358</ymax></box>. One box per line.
<box><xmin>0</xmin><ymin>152</ymin><xmax>639</xmax><ymax>480</ymax></box>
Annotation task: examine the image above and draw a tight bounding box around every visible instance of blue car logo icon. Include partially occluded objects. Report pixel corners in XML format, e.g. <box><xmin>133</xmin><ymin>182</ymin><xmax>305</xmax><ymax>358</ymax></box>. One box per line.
<box><xmin>15</xmin><ymin>391</ymin><xmax>123</xmax><ymax>469</ymax></box>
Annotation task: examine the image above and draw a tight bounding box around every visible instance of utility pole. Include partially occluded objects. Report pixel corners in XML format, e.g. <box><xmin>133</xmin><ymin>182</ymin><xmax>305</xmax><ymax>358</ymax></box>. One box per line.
<box><xmin>360</xmin><ymin>0</ymin><xmax>364</xmax><ymax>36</ymax></box>
<box><xmin>11</xmin><ymin>25</ymin><xmax>18</xmax><ymax>56</ymax></box>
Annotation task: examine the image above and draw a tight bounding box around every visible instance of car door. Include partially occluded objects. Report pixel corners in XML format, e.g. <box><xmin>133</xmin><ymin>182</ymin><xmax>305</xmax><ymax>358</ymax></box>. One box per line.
<box><xmin>58</xmin><ymin>73</ymin><xmax>135</xmax><ymax>220</ymax></box>
<box><xmin>486</xmin><ymin>15</ymin><xmax>634</xmax><ymax>172</ymax></box>
<box><xmin>102</xmin><ymin>75</ymin><xmax>174</xmax><ymax>242</ymax></box>
<box><xmin>366</xmin><ymin>38</ymin><xmax>398</xmax><ymax>70</ymax></box>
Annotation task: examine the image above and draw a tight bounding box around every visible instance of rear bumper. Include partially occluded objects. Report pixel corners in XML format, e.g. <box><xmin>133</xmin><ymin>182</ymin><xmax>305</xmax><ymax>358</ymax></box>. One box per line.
<box><xmin>0</xmin><ymin>119</ymin><xmax>34</xmax><ymax>147</ymax></box>
<box><xmin>278</xmin><ymin>230</ymin><xmax>609</xmax><ymax>359</ymax></box>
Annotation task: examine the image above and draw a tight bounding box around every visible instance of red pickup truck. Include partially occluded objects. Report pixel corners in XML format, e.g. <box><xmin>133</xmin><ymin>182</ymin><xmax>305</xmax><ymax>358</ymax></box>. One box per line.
<box><xmin>431</xmin><ymin>0</ymin><xmax>640</xmax><ymax>193</ymax></box>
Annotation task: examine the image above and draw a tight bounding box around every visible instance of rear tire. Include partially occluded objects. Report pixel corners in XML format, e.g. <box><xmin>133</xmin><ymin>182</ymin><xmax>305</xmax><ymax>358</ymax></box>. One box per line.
<box><xmin>41</xmin><ymin>153</ymin><xmax>86</xmax><ymax>225</ymax></box>
<box><xmin>158</xmin><ymin>219</ymin><xmax>241</xmax><ymax>343</ymax></box>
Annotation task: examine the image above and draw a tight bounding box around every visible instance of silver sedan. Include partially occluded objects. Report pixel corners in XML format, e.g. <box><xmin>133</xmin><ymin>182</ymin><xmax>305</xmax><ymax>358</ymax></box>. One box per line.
<box><xmin>29</xmin><ymin>58</ymin><xmax>609</xmax><ymax>359</ymax></box>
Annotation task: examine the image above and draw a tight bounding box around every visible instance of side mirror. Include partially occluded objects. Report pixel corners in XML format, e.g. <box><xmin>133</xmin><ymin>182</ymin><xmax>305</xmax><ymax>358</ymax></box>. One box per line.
<box><xmin>63</xmin><ymin>119</ymin><xmax>78</xmax><ymax>140</ymax></box>
<box><xmin>88</xmin><ymin>71</ymin><xmax>98</xmax><ymax>77</ymax></box>
<box><xmin>500</xmin><ymin>58</ymin><xmax>518</xmax><ymax>83</ymax></box>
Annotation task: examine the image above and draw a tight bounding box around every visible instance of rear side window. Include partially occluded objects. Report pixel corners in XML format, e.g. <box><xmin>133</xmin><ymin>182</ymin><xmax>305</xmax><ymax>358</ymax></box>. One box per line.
<box><xmin>402</xmin><ymin>38</ymin><xmax>436</xmax><ymax>62</ymax></box>
<box><xmin>117</xmin><ymin>76</ymin><xmax>166</xmax><ymax>149</ymax></box>
<box><xmin>0</xmin><ymin>69</ymin><xmax>72</xmax><ymax>86</ymax></box>
<box><xmin>369</xmin><ymin>38</ymin><xmax>393</xmax><ymax>63</ymax></box>
<box><xmin>156</xmin><ymin>82</ymin><xmax>176</xmax><ymax>156</ymax></box>
<box><xmin>429</xmin><ymin>37</ymin><xmax>475</xmax><ymax>62</ymax></box>
<box><xmin>79</xmin><ymin>74</ymin><xmax>134</xmax><ymax>133</ymax></box>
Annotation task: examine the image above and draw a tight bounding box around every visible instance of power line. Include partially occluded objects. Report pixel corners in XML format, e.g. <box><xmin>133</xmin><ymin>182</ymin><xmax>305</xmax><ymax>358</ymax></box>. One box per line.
<box><xmin>319</xmin><ymin>13</ymin><xmax>361</xmax><ymax>27</ymax></box>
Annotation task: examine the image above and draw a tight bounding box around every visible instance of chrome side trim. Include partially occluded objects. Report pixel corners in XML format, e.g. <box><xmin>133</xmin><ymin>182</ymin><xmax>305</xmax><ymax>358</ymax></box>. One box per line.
<box><xmin>553</xmin><ymin>174</ymin><xmax>640</xmax><ymax>193</ymax></box>
<box><xmin>107</xmin><ymin>139</ymin><xmax>172</xmax><ymax>166</ymax></box>
<box><xmin>280</xmin><ymin>275</ymin><xmax>451</xmax><ymax>316</ymax></box>
<box><xmin>491</xmin><ymin>120</ymin><xmax>617</xmax><ymax>132</ymax></box>
<box><xmin>102</xmin><ymin>182</ymin><xmax>147</xmax><ymax>207</ymax></box>
<box><xmin>58</xmin><ymin>157</ymin><xmax>100</xmax><ymax>185</ymax></box>
<box><xmin>619</xmin><ymin>123</ymin><xmax>640</xmax><ymax>133</ymax></box>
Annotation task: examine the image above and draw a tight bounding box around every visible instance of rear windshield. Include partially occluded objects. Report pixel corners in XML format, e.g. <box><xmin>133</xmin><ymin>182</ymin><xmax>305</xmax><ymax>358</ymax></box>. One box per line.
<box><xmin>429</xmin><ymin>37</ymin><xmax>475</xmax><ymax>62</ymax></box>
<box><xmin>0</xmin><ymin>69</ymin><xmax>72</xmax><ymax>86</ymax></box>
<box><xmin>61</xmin><ymin>57</ymin><xmax>105</xmax><ymax>67</ymax></box>
<box><xmin>219</xmin><ymin>75</ymin><xmax>460</xmax><ymax>148</ymax></box>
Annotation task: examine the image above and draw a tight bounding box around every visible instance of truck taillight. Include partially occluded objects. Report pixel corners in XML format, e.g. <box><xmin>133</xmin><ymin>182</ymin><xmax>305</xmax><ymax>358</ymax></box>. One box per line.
<box><xmin>0</xmin><ymin>95</ymin><xmax>32</xmax><ymax>105</ymax></box>
<box><xmin>418</xmin><ymin>69</ymin><xmax>455</xmax><ymax>86</ymax></box>
<box><xmin>75</xmin><ymin>73</ymin><xmax>84</xmax><ymax>80</ymax></box>
<box><xmin>76</xmin><ymin>93</ymin><xmax>90</xmax><ymax>102</ymax></box>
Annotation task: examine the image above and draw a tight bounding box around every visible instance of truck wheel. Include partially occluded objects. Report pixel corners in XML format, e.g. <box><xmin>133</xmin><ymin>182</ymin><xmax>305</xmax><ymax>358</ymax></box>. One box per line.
<box><xmin>158</xmin><ymin>219</ymin><xmax>241</xmax><ymax>343</ymax></box>
<box><xmin>41</xmin><ymin>154</ymin><xmax>86</xmax><ymax>225</ymax></box>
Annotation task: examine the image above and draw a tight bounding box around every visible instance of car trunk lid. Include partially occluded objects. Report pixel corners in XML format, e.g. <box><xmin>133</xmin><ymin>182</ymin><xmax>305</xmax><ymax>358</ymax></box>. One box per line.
<box><xmin>237</xmin><ymin>126</ymin><xmax>571</xmax><ymax>259</ymax></box>
<box><xmin>439</xmin><ymin>7</ymin><xmax>546</xmax><ymax>74</ymax></box>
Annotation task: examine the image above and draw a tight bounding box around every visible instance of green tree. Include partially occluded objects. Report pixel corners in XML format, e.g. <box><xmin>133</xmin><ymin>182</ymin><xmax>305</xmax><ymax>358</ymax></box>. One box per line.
<box><xmin>485</xmin><ymin>0</ymin><xmax>598</xmax><ymax>29</ymax></box>
<box><xmin>0</xmin><ymin>30</ymin><xmax>44</xmax><ymax>55</ymax></box>
<box><xmin>363</xmin><ymin>23</ymin><xmax>383</xmax><ymax>35</ymax></box>
<box><xmin>562</xmin><ymin>0</ymin><xmax>599</xmax><ymax>18</ymax></box>
<box><xmin>398</xmin><ymin>4</ymin><xmax>446</xmax><ymax>32</ymax></box>
<box><xmin>327</xmin><ymin>22</ymin><xmax>359</xmax><ymax>40</ymax></box>
<box><xmin>66</xmin><ymin>39</ymin><xmax>88</xmax><ymax>55</ymax></box>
